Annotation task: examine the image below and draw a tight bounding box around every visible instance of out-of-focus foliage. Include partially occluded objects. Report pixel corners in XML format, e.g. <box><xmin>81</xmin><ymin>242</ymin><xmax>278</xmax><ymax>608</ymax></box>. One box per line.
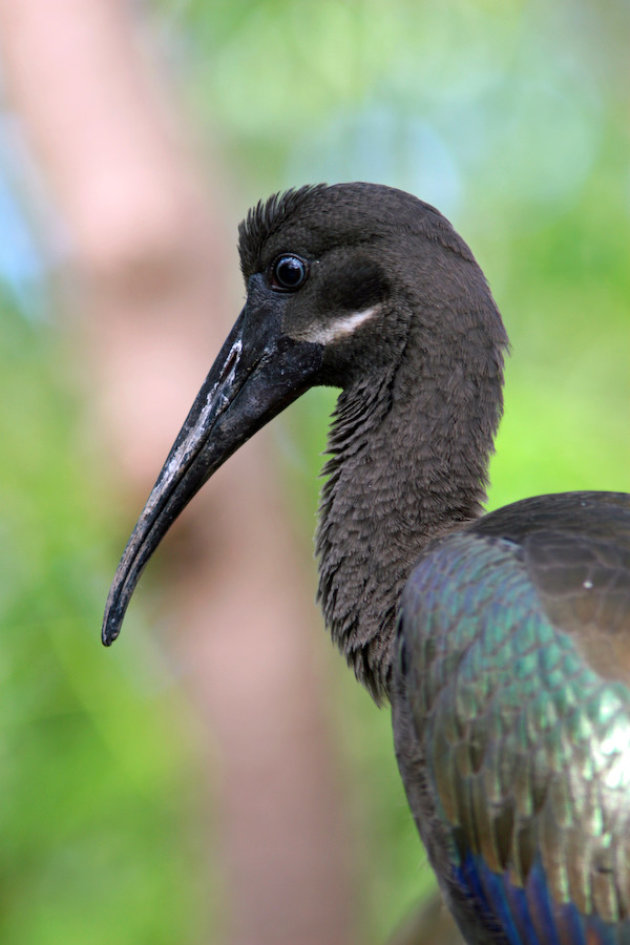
<box><xmin>0</xmin><ymin>302</ymin><xmax>206</xmax><ymax>944</ymax></box>
<box><xmin>2</xmin><ymin>0</ymin><xmax>629</xmax><ymax>942</ymax></box>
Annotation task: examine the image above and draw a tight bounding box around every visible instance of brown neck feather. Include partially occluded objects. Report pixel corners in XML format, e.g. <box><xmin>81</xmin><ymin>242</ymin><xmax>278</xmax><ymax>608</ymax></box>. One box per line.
<box><xmin>315</xmin><ymin>302</ymin><xmax>507</xmax><ymax>703</ymax></box>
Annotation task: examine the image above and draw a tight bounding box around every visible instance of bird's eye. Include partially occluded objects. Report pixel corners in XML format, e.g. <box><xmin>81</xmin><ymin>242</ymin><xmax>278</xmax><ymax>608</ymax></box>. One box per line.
<box><xmin>270</xmin><ymin>254</ymin><xmax>308</xmax><ymax>292</ymax></box>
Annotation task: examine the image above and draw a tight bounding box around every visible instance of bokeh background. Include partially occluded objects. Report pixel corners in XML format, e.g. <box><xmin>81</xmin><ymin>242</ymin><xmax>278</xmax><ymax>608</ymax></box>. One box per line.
<box><xmin>0</xmin><ymin>2</ymin><xmax>628</xmax><ymax>944</ymax></box>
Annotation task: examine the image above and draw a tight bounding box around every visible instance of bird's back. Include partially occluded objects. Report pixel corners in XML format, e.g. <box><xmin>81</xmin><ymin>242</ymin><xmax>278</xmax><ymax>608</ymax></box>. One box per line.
<box><xmin>394</xmin><ymin>491</ymin><xmax>630</xmax><ymax>945</ymax></box>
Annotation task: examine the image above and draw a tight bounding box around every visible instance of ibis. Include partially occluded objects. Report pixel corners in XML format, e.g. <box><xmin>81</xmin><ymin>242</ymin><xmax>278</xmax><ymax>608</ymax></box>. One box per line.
<box><xmin>102</xmin><ymin>183</ymin><xmax>630</xmax><ymax>945</ymax></box>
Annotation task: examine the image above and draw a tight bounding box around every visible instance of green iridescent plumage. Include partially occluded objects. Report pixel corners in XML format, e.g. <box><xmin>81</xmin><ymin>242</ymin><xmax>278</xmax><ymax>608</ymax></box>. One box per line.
<box><xmin>395</xmin><ymin>494</ymin><xmax>630</xmax><ymax>941</ymax></box>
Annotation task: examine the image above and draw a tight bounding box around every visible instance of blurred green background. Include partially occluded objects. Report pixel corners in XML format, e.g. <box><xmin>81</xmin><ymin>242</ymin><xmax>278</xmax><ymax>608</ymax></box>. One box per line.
<box><xmin>1</xmin><ymin>1</ymin><xmax>629</xmax><ymax>943</ymax></box>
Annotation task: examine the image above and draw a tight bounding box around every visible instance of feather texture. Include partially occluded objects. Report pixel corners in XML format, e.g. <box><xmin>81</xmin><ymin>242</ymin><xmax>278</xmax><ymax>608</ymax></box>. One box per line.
<box><xmin>395</xmin><ymin>494</ymin><xmax>630</xmax><ymax>943</ymax></box>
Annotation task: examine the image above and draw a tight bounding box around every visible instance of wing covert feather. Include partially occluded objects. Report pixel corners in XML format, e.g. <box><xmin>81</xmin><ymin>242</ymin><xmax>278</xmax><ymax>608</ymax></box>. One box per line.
<box><xmin>395</xmin><ymin>495</ymin><xmax>630</xmax><ymax>944</ymax></box>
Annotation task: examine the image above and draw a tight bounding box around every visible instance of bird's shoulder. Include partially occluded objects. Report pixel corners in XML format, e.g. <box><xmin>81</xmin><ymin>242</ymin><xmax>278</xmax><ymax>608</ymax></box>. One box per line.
<box><xmin>469</xmin><ymin>491</ymin><xmax>630</xmax><ymax>683</ymax></box>
<box><xmin>400</xmin><ymin>491</ymin><xmax>630</xmax><ymax>686</ymax></box>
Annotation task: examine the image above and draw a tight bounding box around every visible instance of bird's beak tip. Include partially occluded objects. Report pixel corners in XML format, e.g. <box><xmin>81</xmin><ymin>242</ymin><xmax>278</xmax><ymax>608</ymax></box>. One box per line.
<box><xmin>101</xmin><ymin>598</ymin><xmax>123</xmax><ymax>646</ymax></box>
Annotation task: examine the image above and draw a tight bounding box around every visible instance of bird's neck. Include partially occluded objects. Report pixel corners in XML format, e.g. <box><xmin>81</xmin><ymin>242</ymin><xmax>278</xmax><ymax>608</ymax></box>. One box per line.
<box><xmin>316</xmin><ymin>331</ymin><xmax>505</xmax><ymax>703</ymax></box>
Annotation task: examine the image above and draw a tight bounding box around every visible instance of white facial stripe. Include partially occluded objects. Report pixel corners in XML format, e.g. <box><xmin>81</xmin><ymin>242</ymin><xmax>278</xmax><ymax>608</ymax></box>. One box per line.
<box><xmin>306</xmin><ymin>306</ymin><xmax>379</xmax><ymax>345</ymax></box>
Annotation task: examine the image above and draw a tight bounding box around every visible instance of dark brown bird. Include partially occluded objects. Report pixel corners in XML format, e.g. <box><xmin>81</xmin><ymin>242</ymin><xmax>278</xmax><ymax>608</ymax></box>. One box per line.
<box><xmin>102</xmin><ymin>183</ymin><xmax>630</xmax><ymax>944</ymax></box>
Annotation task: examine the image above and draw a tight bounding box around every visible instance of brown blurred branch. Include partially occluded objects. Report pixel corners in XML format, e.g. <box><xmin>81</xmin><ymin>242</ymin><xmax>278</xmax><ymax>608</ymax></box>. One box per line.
<box><xmin>0</xmin><ymin>3</ymin><xmax>355</xmax><ymax>943</ymax></box>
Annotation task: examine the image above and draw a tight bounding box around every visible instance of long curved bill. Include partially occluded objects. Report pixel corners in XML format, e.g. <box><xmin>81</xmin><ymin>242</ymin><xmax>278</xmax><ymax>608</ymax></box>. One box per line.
<box><xmin>102</xmin><ymin>302</ymin><xmax>322</xmax><ymax>646</ymax></box>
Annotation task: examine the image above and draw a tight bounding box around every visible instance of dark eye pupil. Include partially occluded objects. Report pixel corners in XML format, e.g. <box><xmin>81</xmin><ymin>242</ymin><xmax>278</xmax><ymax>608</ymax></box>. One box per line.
<box><xmin>272</xmin><ymin>255</ymin><xmax>307</xmax><ymax>290</ymax></box>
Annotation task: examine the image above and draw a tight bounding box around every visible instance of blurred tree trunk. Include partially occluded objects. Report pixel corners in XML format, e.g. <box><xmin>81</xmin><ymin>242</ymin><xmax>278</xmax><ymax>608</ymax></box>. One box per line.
<box><xmin>0</xmin><ymin>3</ymin><xmax>355</xmax><ymax>943</ymax></box>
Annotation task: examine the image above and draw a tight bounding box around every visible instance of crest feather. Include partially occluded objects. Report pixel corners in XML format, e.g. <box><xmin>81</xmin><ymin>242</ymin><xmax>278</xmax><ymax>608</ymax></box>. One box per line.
<box><xmin>238</xmin><ymin>184</ymin><xmax>327</xmax><ymax>277</ymax></box>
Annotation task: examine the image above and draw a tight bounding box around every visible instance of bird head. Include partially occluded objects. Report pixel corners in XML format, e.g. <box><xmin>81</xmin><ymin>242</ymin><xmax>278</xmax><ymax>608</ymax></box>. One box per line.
<box><xmin>102</xmin><ymin>182</ymin><xmax>504</xmax><ymax>647</ymax></box>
